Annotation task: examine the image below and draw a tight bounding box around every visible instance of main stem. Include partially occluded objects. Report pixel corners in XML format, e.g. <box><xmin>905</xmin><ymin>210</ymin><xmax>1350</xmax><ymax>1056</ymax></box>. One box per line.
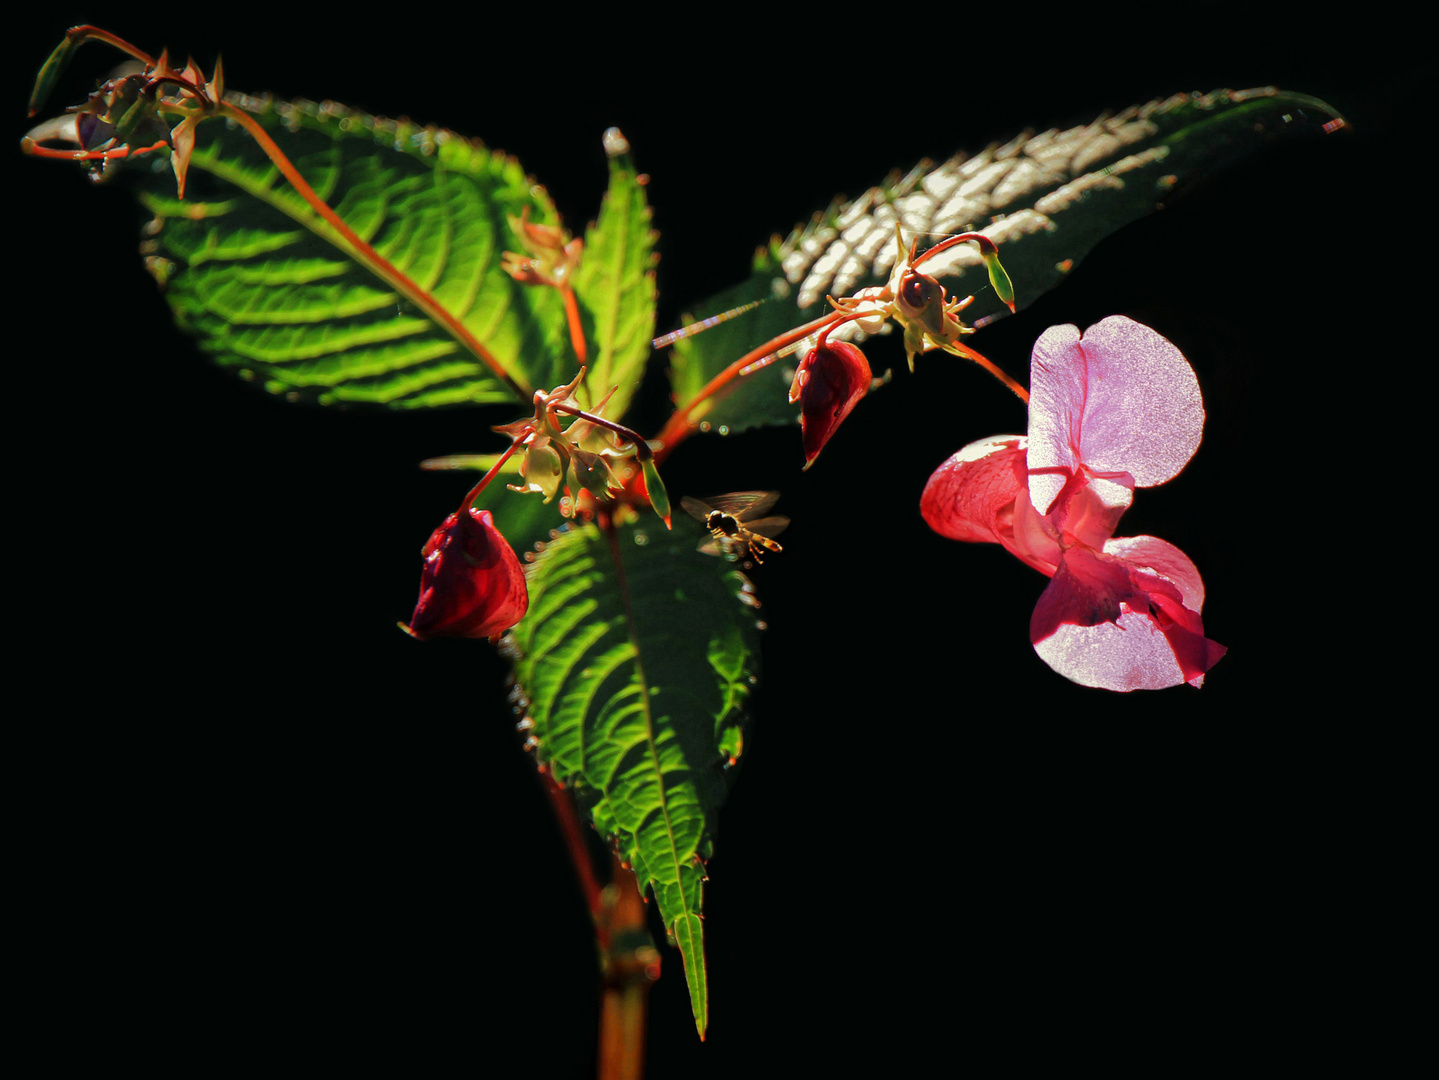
<box><xmin>597</xmin><ymin>860</ymin><xmax>655</xmax><ymax>1080</ymax></box>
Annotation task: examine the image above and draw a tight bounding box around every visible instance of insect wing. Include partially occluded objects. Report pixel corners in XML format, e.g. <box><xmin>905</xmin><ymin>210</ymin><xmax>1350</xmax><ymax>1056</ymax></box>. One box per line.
<box><xmin>680</xmin><ymin>495</ymin><xmax>716</xmax><ymax>524</ymax></box>
<box><xmin>738</xmin><ymin>515</ymin><xmax>789</xmax><ymax>540</ymax></box>
<box><xmin>700</xmin><ymin>491</ymin><xmax>780</xmax><ymax>521</ymax></box>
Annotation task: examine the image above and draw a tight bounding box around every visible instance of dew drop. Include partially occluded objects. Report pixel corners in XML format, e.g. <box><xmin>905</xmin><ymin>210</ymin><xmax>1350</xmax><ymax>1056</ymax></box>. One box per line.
<box><xmin>633</xmin><ymin>532</ymin><xmax>648</xmax><ymax>546</ymax></box>
<box><xmin>717</xmin><ymin>425</ymin><xmax>730</xmax><ymax>436</ymax></box>
<box><xmin>699</xmin><ymin>421</ymin><xmax>712</xmax><ymax>433</ymax></box>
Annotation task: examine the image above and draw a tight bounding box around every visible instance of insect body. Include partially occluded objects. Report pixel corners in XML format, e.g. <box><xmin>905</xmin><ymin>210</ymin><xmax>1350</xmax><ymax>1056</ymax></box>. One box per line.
<box><xmin>680</xmin><ymin>491</ymin><xmax>789</xmax><ymax>563</ymax></box>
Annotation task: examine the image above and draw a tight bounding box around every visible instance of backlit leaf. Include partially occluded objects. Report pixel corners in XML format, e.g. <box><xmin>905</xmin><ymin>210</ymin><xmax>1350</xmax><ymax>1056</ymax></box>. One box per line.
<box><xmin>569</xmin><ymin>147</ymin><xmax>659</xmax><ymax>420</ymax></box>
<box><xmin>135</xmin><ymin>93</ymin><xmax>575</xmax><ymax>407</ymax></box>
<box><xmin>505</xmin><ymin>515</ymin><xmax>764</xmax><ymax>1037</ymax></box>
<box><xmin>667</xmin><ymin>87</ymin><xmax>1343</xmax><ymax>434</ymax></box>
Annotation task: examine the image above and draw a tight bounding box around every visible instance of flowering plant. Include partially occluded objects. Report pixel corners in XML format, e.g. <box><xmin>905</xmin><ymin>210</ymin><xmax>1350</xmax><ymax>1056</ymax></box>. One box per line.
<box><xmin>921</xmin><ymin>316</ymin><xmax>1226</xmax><ymax>690</ymax></box>
<box><xmin>19</xmin><ymin>21</ymin><xmax>1345</xmax><ymax>1072</ymax></box>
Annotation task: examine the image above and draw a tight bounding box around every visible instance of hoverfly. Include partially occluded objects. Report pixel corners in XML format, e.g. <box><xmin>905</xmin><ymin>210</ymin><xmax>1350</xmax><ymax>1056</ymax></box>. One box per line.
<box><xmin>680</xmin><ymin>491</ymin><xmax>789</xmax><ymax>564</ymax></box>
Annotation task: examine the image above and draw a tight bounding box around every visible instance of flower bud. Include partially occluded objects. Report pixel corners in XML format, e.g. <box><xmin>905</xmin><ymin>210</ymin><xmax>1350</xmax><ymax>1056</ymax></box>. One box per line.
<box><xmin>404</xmin><ymin>509</ymin><xmax>529</xmax><ymax>640</ymax></box>
<box><xmin>895</xmin><ymin>269</ymin><xmax>949</xmax><ymax>338</ymax></box>
<box><xmin>789</xmin><ymin>340</ymin><xmax>871</xmax><ymax>469</ymax></box>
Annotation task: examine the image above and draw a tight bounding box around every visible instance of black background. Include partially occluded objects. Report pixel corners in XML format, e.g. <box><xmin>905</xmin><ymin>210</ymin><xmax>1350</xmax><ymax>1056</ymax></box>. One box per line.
<box><xmin>13</xmin><ymin>7</ymin><xmax>1426</xmax><ymax>1074</ymax></box>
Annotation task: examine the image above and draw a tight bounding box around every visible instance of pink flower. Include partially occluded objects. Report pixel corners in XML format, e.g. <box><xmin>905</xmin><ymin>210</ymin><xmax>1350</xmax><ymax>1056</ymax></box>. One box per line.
<box><xmin>404</xmin><ymin>509</ymin><xmax>529</xmax><ymax>640</ymax></box>
<box><xmin>789</xmin><ymin>340</ymin><xmax>871</xmax><ymax>469</ymax></box>
<box><xmin>921</xmin><ymin>316</ymin><xmax>1226</xmax><ymax>691</ymax></box>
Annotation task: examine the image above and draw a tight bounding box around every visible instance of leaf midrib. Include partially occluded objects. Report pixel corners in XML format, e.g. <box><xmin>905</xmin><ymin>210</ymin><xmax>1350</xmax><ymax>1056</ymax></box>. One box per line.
<box><xmin>603</xmin><ymin>524</ymin><xmax>689</xmax><ymax>899</ymax></box>
<box><xmin>186</xmin><ymin>130</ymin><xmax>516</xmax><ymax>395</ymax></box>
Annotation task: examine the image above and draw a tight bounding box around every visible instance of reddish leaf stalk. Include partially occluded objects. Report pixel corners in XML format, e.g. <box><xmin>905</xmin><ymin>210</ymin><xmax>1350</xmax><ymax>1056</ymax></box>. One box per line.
<box><xmin>561</xmin><ymin>285</ymin><xmax>588</xmax><ymax>365</ymax></box>
<box><xmin>539</xmin><ymin>771</ymin><xmax>607</xmax><ymax>947</ymax></box>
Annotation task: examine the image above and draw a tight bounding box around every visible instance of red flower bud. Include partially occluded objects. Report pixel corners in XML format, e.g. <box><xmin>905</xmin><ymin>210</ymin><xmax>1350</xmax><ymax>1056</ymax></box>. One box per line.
<box><xmin>789</xmin><ymin>340</ymin><xmax>871</xmax><ymax>469</ymax></box>
<box><xmin>404</xmin><ymin>509</ymin><xmax>529</xmax><ymax>640</ymax></box>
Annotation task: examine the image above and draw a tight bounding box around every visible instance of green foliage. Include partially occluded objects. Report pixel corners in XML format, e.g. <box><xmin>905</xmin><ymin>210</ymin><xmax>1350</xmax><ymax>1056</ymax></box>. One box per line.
<box><xmin>667</xmin><ymin>87</ymin><xmax>1341</xmax><ymax>435</ymax></box>
<box><xmin>506</xmin><ymin>515</ymin><xmax>764</xmax><ymax>1037</ymax></box>
<box><xmin>136</xmin><ymin>95</ymin><xmax>573</xmax><ymax>406</ymax></box>
<box><xmin>569</xmin><ymin>149</ymin><xmax>658</xmax><ymax>419</ymax></box>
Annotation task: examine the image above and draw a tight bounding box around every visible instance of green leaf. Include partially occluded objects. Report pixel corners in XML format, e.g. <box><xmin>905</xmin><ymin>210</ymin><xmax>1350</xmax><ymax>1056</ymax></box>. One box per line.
<box><xmin>135</xmin><ymin>94</ymin><xmax>576</xmax><ymax>407</ymax></box>
<box><xmin>569</xmin><ymin>146</ymin><xmax>658</xmax><ymax>420</ymax></box>
<box><xmin>667</xmin><ymin>87</ymin><xmax>1343</xmax><ymax>434</ymax></box>
<box><xmin>667</xmin><ymin>266</ymin><xmax>805</xmax><ymax>435</ymax></box>
<box><xmin>506</xmin><ymin>515</ymin><xmax>764</xmax><ymax>1038</ymax></box>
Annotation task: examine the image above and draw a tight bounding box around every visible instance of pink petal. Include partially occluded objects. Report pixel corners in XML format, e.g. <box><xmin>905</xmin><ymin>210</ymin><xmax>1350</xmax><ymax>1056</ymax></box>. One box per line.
<box><xmin>1028</xmin><ymin>540</ymin><xmax>1225</xmax><ymax>691</ymax></box>
<box><xmin>1028</xmin><ymin>316</ymin><xmax>1204</xmax><ymax>515</ymax></box>
<box><xmin>1102</xmin><ymin>535</ymin><xmax>1207</xmax><ymax>611</ymax></box>
<box><xmin>922</xmin><ymin>436</ymin><xmax>1063</xmax><ymax>574</ymax></box>
<box><xmin>920</xmin><ymin>436</ymin><xmax>1028</xmax><ymax>546</ymax></box>
<box><xmin>1048</xmin><ymin>470</ymin><xmax>1133</xmax><ymax>552</ymax></box>
<box><xmin>1033</xmin><ymin>610</ymin><xmax>1195</xmax><ymax>692</ymax></box>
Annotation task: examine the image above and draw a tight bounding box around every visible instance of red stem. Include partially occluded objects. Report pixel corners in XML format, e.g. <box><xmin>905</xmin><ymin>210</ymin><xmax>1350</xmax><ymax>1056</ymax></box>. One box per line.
<box><xmin>539</xmin><ymin>771</ymin><xmax>607</xmax><ymax>948</ymax></box>
<box><xmin>947</xmin><ymin>339</ymin><xmax>1029</xmax><ymax>403</ymax></box>
<box><xmin>598</xmin><ymin>860</ymin><xmax>655</xmax><ymax>1080</ymax></box>
<box><xmin>561</xmin><ymin>285</ymin><xmax>587</xmax><ymax>365</ymax></box>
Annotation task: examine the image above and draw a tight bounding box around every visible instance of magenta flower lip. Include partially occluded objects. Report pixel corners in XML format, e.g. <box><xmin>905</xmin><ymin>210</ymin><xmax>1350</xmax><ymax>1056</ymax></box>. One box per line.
<box><xmin>921</xmin><ymin>316</ymin><xmax>1225</xmax><ymax>691</ymax></box>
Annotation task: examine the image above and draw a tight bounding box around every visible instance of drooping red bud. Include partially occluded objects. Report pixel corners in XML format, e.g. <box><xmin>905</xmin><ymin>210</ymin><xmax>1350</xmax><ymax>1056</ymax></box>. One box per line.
<box><xmin>404</xmin><ymin>509</ymin><xmax>529</xmax><ymax>640</ymax></box>
<box><xmin>789</xmin><ymin>340</ymin><xmax>871</xmax><ymax>469</ymax></box>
